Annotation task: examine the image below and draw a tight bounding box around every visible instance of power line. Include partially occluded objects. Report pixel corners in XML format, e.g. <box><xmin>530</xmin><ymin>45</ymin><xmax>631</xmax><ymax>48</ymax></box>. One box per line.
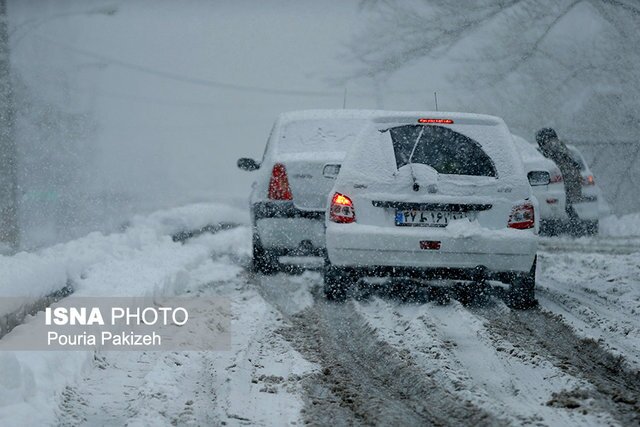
<box><xmin>37</xmin><ymin>35</ymin><xmax>349</xmax><ymax>98</ymax></box>
<box><xmin>34</xmin><ymin>35</ymin><xmax>460</xmax><ymax>100</ymax></box>
<box><xmin>31</xmin><ymin>34</ymin><xmax>479</xmax><ymax>106</ymax></box>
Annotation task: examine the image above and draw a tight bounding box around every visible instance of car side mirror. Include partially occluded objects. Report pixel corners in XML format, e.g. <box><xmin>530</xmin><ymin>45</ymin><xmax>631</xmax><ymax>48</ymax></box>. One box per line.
<box><xmin>323</xmin><ymin>164</ymin><xmax>341</xmax><ymax>179</ymax></box>
<box><xmin>237</xmin><ymin>158</ymin><xmax>260</xmax><ymax>171</ymax></box>
<box><xmin>528</xmin><ymin>171</ymin><xmax>550</xmax><ymax>186</ymax></box>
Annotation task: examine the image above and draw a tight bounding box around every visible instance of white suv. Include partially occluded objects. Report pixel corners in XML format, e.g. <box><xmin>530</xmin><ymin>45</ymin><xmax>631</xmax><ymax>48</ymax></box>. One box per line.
<box><xmin>238</xmin><ymin>110</ymin><xmax>370</xmax><ymax>274</ymax></box>
<box><xmin>325</xmin><ymin>112</ymin><xmax>539</xmax><ymax>308</ymax></box>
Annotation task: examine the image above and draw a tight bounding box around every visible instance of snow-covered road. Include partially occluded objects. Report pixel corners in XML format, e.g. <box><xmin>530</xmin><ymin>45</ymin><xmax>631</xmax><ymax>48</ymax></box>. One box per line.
<box><xmin>1</xmin><ymin>204</ymin><xmax>639</xmax><ymax>426</ymax></box>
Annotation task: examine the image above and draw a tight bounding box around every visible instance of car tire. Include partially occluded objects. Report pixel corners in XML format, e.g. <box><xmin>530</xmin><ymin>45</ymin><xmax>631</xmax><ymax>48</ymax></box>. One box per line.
<box><xmin>506</xmin><ymin>257</ymin><xmax>537</xmax><ymax>310</ymax></box>
<box><xmin>252</xmin><ymin>235</ymin><xmax>281</xmax><ymax>275</ymax></box>
<box><xmin>323</xmin><ymin>264</ymin><xmax>358</xmax><ymax>302</ymax></box>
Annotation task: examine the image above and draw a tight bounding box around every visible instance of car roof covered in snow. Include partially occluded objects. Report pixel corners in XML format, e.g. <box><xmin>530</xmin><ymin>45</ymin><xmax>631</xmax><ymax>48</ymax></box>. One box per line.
<box><xmin>276</xmin><ymin>109</ymin><xmax>391</xmax><ymax>123</ymax></box>
<box><xmin>370</xmin><ymin>110</ymin><xmax>504</xmax><ymax>126</ymax></box>
<box><xmin>271</xmin><ymin>110</ymin><xmax>389</xmax><ymax>156</ymax></box>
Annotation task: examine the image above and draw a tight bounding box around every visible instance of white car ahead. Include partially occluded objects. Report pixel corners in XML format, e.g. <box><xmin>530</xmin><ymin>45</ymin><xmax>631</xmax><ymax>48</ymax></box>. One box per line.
<box><xmin>512</xmin><ymin>134</ymin><xmax>567</xmax><ymax>235</ymax></box>
<box><xmin>237</xmin><ymin>110</ymin><xmax>370</xmax><ymax>274</ymax></box>
<box><xmin>325</xmin><ymin>112</ymin><xmax>539</xmax><ymax>308</ymax></box>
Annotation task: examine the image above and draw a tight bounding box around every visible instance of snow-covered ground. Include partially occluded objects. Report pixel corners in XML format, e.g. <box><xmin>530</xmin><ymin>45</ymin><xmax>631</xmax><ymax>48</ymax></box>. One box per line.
<box><xmin>601</xmin><ymin>212</ymin><xmax>640</xmax><ymax>237</ymax></box>
<box><xmin>0</xmin><ymin>203</ymin><xmax>316</xmax><ymax>425</ymax></box>
<box><xmin>1</xmin><ymin>204</ymin><xmax>639</xmax><ymax>425</ymax></box>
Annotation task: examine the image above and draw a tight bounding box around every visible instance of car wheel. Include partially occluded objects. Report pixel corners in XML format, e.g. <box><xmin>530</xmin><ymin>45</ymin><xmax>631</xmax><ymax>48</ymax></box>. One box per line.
<box><xmin>506</xmin><ymin>257</ymin><xmax>537</xmax><ymax>310</ymax></box>
<box><xmin>323</xmin><ymin>264</ymin><xmax>358</xmax><ymax>302</ymax></box>
<box><xmin>252</xmin><ymin>235</ymin><xmax>281</xmax><ymax>275</ymax></box>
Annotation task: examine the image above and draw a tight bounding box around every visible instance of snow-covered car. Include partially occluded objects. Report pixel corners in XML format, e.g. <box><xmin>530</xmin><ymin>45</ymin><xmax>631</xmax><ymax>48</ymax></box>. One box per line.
<box><xmin>237</xmin><ymin>110</ymin><xmax>370</xmax><ymax>274</ymax></box>
<box><xmin>511</xmin><ymin>134</ymin><xmax>567</xmax><ymax>235</ymax></box>
<box><xmin>566</xmin><ymin>144</ymin><xmax>601</xmax><ymax>234</ymax></box>
<box><xmin>324</xmin><ymin>112</ymin><xmax>539</xmax><ymax>308</ymax></box>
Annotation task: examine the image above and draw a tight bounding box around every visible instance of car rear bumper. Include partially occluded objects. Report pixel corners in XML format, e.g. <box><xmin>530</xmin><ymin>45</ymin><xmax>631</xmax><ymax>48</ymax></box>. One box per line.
<box><xmin>253</xmin><ymin>202</ymin><xmax>325</xmax><ymax>251</ymax></box>
<box><xmin>537</xmin><ymin>191</ymin><xmax>567</xmax><ymax>220</ymax></box>
<box><xmin>254</xmin><ymin>201</ymin><xmax>324</xmax><ymax>220</ymax></box>
<box><xmin>326</xmin><ymin>222</ymin><xmax>537</xmax><ymax>274</ymax></box>
<box><xmin>572</xmin><ymin>197</ymin><xmax>599</xmax><ymax>221</ymax></box>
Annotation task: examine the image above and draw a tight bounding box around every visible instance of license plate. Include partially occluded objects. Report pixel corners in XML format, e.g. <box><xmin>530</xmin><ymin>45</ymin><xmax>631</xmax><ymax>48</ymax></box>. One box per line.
<box><xmin>395</xmin><ymin>209</ymin><xmax>468</xmax><ymax>227</ymax></box>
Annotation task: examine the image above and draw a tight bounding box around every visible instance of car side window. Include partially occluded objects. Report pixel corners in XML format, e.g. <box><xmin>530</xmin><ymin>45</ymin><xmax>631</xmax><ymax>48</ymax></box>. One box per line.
<box><xmin>388</xmin><ymin>125</ymin><xmax>497</xmax><ymax>177</ymax></box>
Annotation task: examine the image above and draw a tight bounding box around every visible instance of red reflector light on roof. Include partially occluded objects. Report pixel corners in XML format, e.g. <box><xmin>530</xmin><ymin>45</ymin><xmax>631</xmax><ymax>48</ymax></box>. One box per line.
<box><xmin>418</xmin><ymin>118</ymin><xmax>454</xmax><ymax>124</ymax></box>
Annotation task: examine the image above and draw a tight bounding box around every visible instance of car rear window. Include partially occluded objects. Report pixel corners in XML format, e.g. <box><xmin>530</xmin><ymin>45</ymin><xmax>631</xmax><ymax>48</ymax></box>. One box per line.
<box><xmin>279</xmin><ymin>119</ymin><xmax>363</xmax><ymax>154</ymax></box>
<box><xmin>388</xmin><ymin>125</ymin><xmax>497</xmax><ymax>177</ymax></box>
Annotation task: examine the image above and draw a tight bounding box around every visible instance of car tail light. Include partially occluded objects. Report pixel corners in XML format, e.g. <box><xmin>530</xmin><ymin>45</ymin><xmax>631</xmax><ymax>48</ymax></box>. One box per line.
<box><xmin>550</xmin><ymin>170</ymin><xmax>563</xmax><ymax>183</ymax></box>
<box><xmin>329</xmin><ymin>192</ymin><xmax>355</xmax><ymax>223</ymax></box>
<box><xmin>508</xmin><ymin>202</ymin><xmax>535</xmax><ymax>230</ymax></box>
<box><xmin>268</xmin><ymin>163</ymin><xmax>293</xmax><ymax>200</ymax></box>
<box><xmin>583</xmin><ymin>175</ymin><xmax>595</xmax><ymax>186</ymax></box>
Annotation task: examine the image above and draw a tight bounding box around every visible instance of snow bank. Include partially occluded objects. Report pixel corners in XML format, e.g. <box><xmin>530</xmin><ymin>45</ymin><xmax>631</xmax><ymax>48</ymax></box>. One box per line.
<box><xmin>129</xmin><ymin>202</ymin><xmax>246</xmax><ymax>237</ymax></box>
<box><xmin>0</xmin><ymin>203</ymin><xmax>247</xmax><ymax>315</ymax></box>
<box><xmin>600</xmin><ymin>212</ymin><xmax>640</xmax><ymax>237</ymax></box>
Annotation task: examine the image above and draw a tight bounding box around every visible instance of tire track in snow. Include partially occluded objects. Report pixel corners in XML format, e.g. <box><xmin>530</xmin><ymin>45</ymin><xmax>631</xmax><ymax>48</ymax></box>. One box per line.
<box><xmin>537</xmin><ymin>286</ymin><xmax>640</xmax><ymax>367</ymax></box>
<box><xmin>256</xmin><ymin>273</ymin><xmax>499</xmax><ymax>426</ymax></box>
<box><xmin>57</xmin><ymin>351</ymin><xmax>216</xmax><ymax>426</ymax></box>
<box><xmin>355</xmin><ymin>296</ymin><xmax>618</xmax><ymax>426</ymax></box>
<box><xmin>476</xmin><ymin>306</ymin><xmax>640</xmax><ymax>426</ymax></box>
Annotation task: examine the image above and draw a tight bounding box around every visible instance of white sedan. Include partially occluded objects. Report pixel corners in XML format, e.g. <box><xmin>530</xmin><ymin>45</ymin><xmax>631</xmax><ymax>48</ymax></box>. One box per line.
<box><xmin>325</xmin><ymin>112</ymin><xmax>539</xmax><ymax>308</ymax></box>
<box><xmin>237</xmin><ymin>110</ymin><xmax>372</xmax><ymax>274</ymax></box>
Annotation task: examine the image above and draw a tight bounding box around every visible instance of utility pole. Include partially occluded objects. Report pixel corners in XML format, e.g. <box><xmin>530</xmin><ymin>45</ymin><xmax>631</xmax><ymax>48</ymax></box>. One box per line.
<box><xmin>0</xmin><ymin>0</ymin><xmax>19</xmax><ymax>253</ymax></box>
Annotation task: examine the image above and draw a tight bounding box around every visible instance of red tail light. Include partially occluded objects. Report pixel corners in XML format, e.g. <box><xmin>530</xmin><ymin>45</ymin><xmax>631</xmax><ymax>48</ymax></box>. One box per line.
<box><xmin>329</xmin><ymin>193</ymin><xmax>355</xmax><ymax>223</ymax></box>
<box><xmin>508</xmin><ymin>202</ymin><xmax>535</xmax><ymax>230</ymax></box>
<box><xmin>583</xmin><ymin>175</ymin><xmax>595</xmax><ymax>186</ymax></box>
<box><xmin>268</xmin><ymin>163</ymin><xmax>293</xmax><ymax>200</ymax></box>
<box><xmin>550</xmin><ymin>170</ymin><xmax>563</xmax><ymax>183</ymax></box>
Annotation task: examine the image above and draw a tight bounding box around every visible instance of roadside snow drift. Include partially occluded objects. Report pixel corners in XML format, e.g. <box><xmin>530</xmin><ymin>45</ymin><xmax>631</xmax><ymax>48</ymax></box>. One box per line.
<box><xmin>0</xmin><ymin>203</ymin><xmax>244</xmax><ymax>313</ymax></box>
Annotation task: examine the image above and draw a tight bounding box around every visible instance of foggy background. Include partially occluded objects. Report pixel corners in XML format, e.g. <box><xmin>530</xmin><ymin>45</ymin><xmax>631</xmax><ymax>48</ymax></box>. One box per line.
<box><xmin>6</xmin><ymin>0</ymin><xmax>639</xmax><ymax>249</ymax></box>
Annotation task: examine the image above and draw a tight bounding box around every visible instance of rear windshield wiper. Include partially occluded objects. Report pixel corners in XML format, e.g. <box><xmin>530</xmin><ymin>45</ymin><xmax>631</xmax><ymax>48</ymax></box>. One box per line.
<box><xmin>407</xmin><ymin>127</ymin><xmax>425</xmax><ymax>192</ymax></box>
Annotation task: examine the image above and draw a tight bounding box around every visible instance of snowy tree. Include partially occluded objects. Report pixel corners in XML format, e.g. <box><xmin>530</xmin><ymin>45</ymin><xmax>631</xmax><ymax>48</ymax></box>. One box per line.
<box><xmin>350</xmin><ymin>0</ymin><xmax>640</xmax><ymax>131</ymax></box>
<box><xmin>351</xmin><ymin>1</ymin><xmax>639</xmax><ymax>84</ymax></box>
